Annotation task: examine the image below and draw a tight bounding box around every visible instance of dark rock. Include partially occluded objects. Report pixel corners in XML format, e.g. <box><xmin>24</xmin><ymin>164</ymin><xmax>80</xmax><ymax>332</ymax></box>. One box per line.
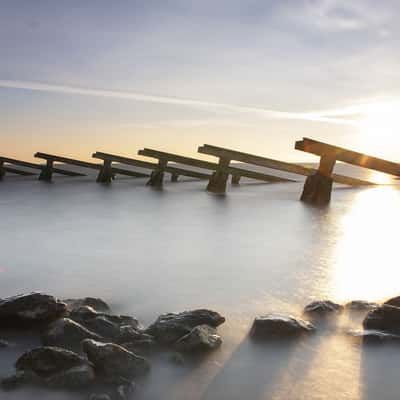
<box><xmin>121</xmin><ymin>338</ymin><xmax>157</xmax><ymax>356</ymax></box>
<box><xmin>115</xmin><ymin>381</ymin><xmax>136</xmax><ymax>400</ymax></box>
<box><xmin>146</xmin><ymin>309</ymin><xmax>225</xmax><ymax>344</ymax></box>
<box><xmin>250</xmin><ymin>313</ymin><xmax>315</xmax><ymax>338</ymax></box>
<box><xmin>363</xmin><ymin>305</ymin><xmax>400</xmax><ymax>333</ymax></box>
<box><xmin>348</xmin><ymin>329</ymin><xmax>400</xmax><ymax>344</ymax></box>
<box><xmin>16</xmin><ymin>346</ymin><xmax>88</xmax><ymax>378</ymax></box>
<box><xmin>45</xmin><ymin>364</ymin><xmax>96</xmax><ymax>388</ymax></box>
<box><xmin>168</xmin><ymin>352</ymin><xmax>185</xmax><ymax>366</ymax></box>
<box><xmin>0</xmin><ymin>339</ymin><xmax>9</xmax><ymax>348</ymax></box>
<box><xmin>346</xmin><ymin>300</ymin><xmax>379</xmax><ymax>311</ymax></box>
<box><xmin>300</xmin><ymin>172</ymin><xmax>333</xmax><ymax>205</ymax></box>
<box><xmin>0</xmin><ymin>371</ymin><xmax>38</xmax><ymax>391</ymax></box>
<box><xmin>82</xmin><ymin>339</ymin><xmax>150</xmax><ymax>382</ymax></box>
<box><xmin>384</xmin><ymin>296</ymin><xmax>400</xmax><ymax>308</ymax></box>
<box><xmin>303</xmin><ymin>300</ymin><xmax>343</xmax><ymax>315</ymax></box>
<box><xmin>42</xmin><ymin>318</ymin><xmax>103</xmax><ymax>349</ymax></box>
<box><xmin>175</xmin><ymin>325</ymin><xmax>222</xmax><ymax>352</ymax></box>
<box><xmin>0</xmin><ymin>292</ymin><xmax>66</xmax><ymax>326</ymax></box>
<box><xmin>64</xmin><ymin>297</ymin><xmax>110</xmax><ymax>313</ymax></box>
<box><xmin>89</xmin><ymin>394</ymin><xmax>112</xmax><ymax>400</ymax></box>
<box><xmin>115</xmin><ymin>326</ymin><xmax>153</xmax><ymax>344</ymax></box>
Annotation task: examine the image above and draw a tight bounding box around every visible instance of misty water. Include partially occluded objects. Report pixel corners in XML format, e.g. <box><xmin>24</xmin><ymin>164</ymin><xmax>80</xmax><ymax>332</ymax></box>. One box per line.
<box><xmin>1</xmin><ymin>167</ymin><xmax>400</xmax><ymax>400</ymax></box>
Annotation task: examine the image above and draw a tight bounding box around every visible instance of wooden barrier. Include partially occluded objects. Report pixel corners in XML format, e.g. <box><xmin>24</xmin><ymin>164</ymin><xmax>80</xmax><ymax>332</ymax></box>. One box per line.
<box><xmin>137</xmin><ymin>148</ymin><xmax>293</xmax><ymax>188</ymax></box>
<box><xmin>295</xmin><ymin>137</ymin><xmax>398</xmax><ymax>204</ymax></box>
<box><xmin>34</xmin><ymin>152</ymin><xmax>147</xmax><ymax>182</ymax></box>
<box><xmin>92</xmin><ymin>151</ymin><xmax>210</xmax><ymax>186</ymax></box>
<box><xmin>0</xmin><ymin>156</ymin><xmax>85</xmax><ymax>181</ymax></box>
<box><xmin>197</xmin><ymin>144</ymin><xmax>374</xmax><ymax>195</ymax></box>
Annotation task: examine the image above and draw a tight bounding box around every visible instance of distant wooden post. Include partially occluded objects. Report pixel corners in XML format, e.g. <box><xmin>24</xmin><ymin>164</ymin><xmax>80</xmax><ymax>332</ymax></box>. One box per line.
<box><xmin>96</xmin><ymin>160</ymin><xmax>114</xmax><ymax>183</ymax></box>
<box><xmin>0</xmin><ymin>160</ymin><xmax>5</xmax><ymax>180</ymax></box>
<box><xmin>147</xmin><ymin>158</ymin><xmax>167</xmax><ymax>188</ymax></box>
<box><xmin>231</xmin><ymin>174</ymin><xmax>241</xmax><ymax>185</ymax></box>
<box><xmin>171</xmin><ymin>173</ymin><xmax>179</xmax><ymax>182</ymax></box>
<box><xmin>39</xmin><ymin>159</ymin><xmax>54</xmax><ymax>181</ymax></box>
<box><xmin>206</xmin><ymin>157</ymin><xmax>231</xmax><ymax>194</ymax></box>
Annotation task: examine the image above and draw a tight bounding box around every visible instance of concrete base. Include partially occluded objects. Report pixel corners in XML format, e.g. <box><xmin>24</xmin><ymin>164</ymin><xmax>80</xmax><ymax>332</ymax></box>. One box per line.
<box><xmin>206</xmin><ymin>170</ymin><xmax>229</xmax><ymax>194</ymax></box>
<box><xmin>147</xmin><ymin>169</ymin><xmax>164</xmax><ymax>188</ymax></box>
<box><xmin>300</xmin><ymin>172</ymin><xmax>333</xmax><ymax>205</ymax></box>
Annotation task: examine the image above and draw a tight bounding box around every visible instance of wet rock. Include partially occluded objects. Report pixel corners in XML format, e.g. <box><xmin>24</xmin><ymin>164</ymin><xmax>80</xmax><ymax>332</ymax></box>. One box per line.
<box><xmin>89</xmin><ymin>394</ymin><xmax>112</xmax><ymax>400</ymax></box>
<box><xmin>348</xmin><ymin>329</ymin><xmax>400</xmax><ymax>344</ymax></box>
<box><xmin>384</xmin><ymin>296</ymin><xmax>400</xmax><ymax>308</ymax></box>
<box><xmin>175</xmin><ymin>325</ymin><xmax>222</xmax><ymax>352</ymax></box>
<box><xmin>168</xmin><ymin>352</ymin><xmax>185</xmax><ymax>366</ymax></box>
<box><xmin>1</xmin><ymin>371</ymin><xmax>36</xmax><ymax>391</ymax></box>
<box><xmin>250</xmin><ymin>313</ymin><xmax>315</xmax><ymax>338</ymax></box>
<box><xmin>115</xmin><ymin>381</ymin><xmax>136</xmax><ymax>400</ymax></box>
<box><xmin>363</xmin><ymin>304</ymin><xmax>400</xmax><ymax>333</ymax></box>
<box><xmin>146</xmin><ymin>309</ymin><xmax>225</xmax><ymax>344</ymax></box>
<box><xmin>82</xmin><ymin>339</ymin><xmax>150</xmax><ymax>382</ymax></box>
<box><xmin>0</xmin><ymin>292</ymin><xmax>66</xmax><ymax>326</ymax></box>
<box><xmin>64</xmin><ymin>297</ymin><xmax>110</xmax><ymax>313</ymax></box>
<box><xmin>16</xmin><ymin>346</ymin><xmax>88</xmax><ymax>378</ymax></box>
<box><xmin>303</xmin><ymin>300</ymin><xmax>343</xmax><ymax>315</ymax></box>
<box><xmin>0</xmin><ymin>339</ymin><xmax>9</xmax><ymax>348</ymax></box>
<box><xmin>45</xmin><ymin>364</ymin><xmax>96</xmax><ymax>388</ymax></box>
<box><xmin>346</xmin><ymin>300</ymin><xmax>379</xmax><ymax>311</ymax></box>
<box><xmin>42</xmin><ymin>318</ymin><xmax>103</xmax><ymax>349</ymax></box>
<box><xmin>121</xmin><ymin>338</ymin><xmax>157</xmax><ymax>356</ymax></box>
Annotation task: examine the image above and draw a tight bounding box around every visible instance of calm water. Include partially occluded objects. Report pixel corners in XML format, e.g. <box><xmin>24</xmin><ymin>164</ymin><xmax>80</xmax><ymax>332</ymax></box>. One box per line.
<box><xmin>0</xmin><ymin>168</ymin><xmax>399</xmax><ymax>400</ymax></box>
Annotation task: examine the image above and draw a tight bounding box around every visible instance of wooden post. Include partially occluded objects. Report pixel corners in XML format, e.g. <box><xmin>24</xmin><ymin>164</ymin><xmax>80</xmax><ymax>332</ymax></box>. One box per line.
<box><xmin>38</xmin><ymin>159</ymin><xmax>54</xmax><ymax>181</ymax></box>
<box><xmin>231</xmin><ymin>174</ymin><xmax>241</xmax><ymax>185</ymax></box>
<box><xmin>0</xmin><ymin>160</ymin><xmax>5</xmax><ymax>180</ymax></box>
<box><xmin>301</xmin><ymin>153</ymin><xmax>336</xmax><ymax>205</ymax></box>
<box><xmin>147</xmin><ymin>158</ymin><xmax>167</xmax><ymax>188</ymax></box>
<box><xmin>206</xmin><ymin>157</ymin><xmax>230</xmax><ymax>194</ymax></box>
<box><xmin>96</xmin><ymin>160</ymin><xmax>114</xmax><ymax>183</ymax></box>
<box><xmin>171</xmin><ymin>173</ymin><xmax>179</xmax><ymax>182</ymax></box>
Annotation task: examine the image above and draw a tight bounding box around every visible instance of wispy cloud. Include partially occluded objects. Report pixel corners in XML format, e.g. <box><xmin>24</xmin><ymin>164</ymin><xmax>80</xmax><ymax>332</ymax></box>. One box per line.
<box><xmin>0</xmin><ymin>79</ymin><xmax>362</xmax><ymax>126</ymax></box>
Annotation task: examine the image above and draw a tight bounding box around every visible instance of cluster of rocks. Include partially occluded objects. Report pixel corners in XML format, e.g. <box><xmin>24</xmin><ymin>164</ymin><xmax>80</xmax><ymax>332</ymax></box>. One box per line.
<box><xmin>0</xmin><ymin>292</ymin><xmax>225</xmax><ymax>399</ymax></box>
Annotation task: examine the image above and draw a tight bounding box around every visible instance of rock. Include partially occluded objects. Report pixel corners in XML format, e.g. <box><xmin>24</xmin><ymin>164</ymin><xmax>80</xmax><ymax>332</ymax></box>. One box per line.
<box><xmin>82</xmin><ymin>339</ymin><xmax>150</xmax><ymax>382</ymax></box>
<box><xmin>146</xmin><ymin>309</ymin><xmax>225</xmax><ymax>344</ymax></box>
<box><xmin>64</xmin><ymin>297</ymin><xmax>110</xmax><ymax>313</ymax></box>
<box><xmin>121</xmin><ymin>338</ymin><xmax>157</xmax><ymax>356</ymax></box>
<box><xmin>175</xmin><ymin>325</ymin><xmax>222</xmax><ymax>352</ymax></box>
<box><xmin>250</xmin><ymin>313</ymin><xmax>315</xmax><ymax>338</ymax></box>
<box><xmin>89</xmin><ymin>394</ymin><xmax>112</xmax><ymax>400</ymax></box>
<box><xmin>384</xmin><ymin>296</ymin><xmax>400</xmax><ymax>308</ymax></box>
<box><xmin>0</xmin><ymin>339</ymin><xmax>9</xmax><ymax>348</ymax></box>
<box><xmin>115</xmin><ymin>381</ymin><xmax>136</xmax><ymax>400</ymax></box>
<box><xmin>0</xmin><ymin>292</ymin><xmax>66</xmax><ymax>326</ymax></box>
<box><xmin>346</xmin><ymin>300</ymin><xmax>379</xmax><ymax>311</ymax></box>
<box><xmin>168</xmin><ymin>352</ymin><xmax>185</xmax><ymax>365</ymax></box>
<box><xmin>303</xmin><ymin>300</ymin><xmax>343</xmax><ymax>315</ymax></box>
<box><xmin>45</xmin><ymin>364</ymin><xmax>96</xmax><ymax>388</ymax></box>
<box><xmin>348</xmin><ymin>329</ymin><xmax>400</xmax><ymax>344</ymax></box>
<box><xmin>363</xmin><ymin>304</ymin><xmax>400</xmax><ymax>333</ymax></box>
<box><xmin>0</xmin><ymin>371</ymin><xmax>37</xmax><ymax>391</ymax></box>
<box><xmin>42</xmin><ymin>318</ymin><xmax>103</xmax><ymax>349</ymax></box>
<box><xmin>16</xmin><ymin>346</ymin><xmax>88</xmax><ymax>378</ymax></box>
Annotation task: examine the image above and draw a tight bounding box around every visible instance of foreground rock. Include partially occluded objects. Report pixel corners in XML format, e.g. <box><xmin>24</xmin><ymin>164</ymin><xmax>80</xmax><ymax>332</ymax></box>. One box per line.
<box><xmin>348</xmin><ymin>329</ymin><xmax>400</xmax><ymax>344</ymax></box>
<box><xmin>64</xmin><ymin>297</ymin><xmax>110</xmax><ymax>313</ymax></box>
<box><xmin>384</xmin><ymin>296</ymin><xmax>400</xmax><ymax>308</ymax></box>
<box><xmin>42</xmin><ymin>318</ymin><xmax>103</xmax><ymax>349</ymax></box>
<box><xmin>146</xmin><ymin>309</ymin><xmax>225</xmax><ymax>344</ymax></box>
<box><xmin>82</xmin><ymin>339</ymin><xmax>150</xmax><ymax>383</ymax></box>
<box><xmin>175</xmin><ymin>325</ymin><xmax>222</xmax><ymax>352</ymax></box>
<box><xmin>303</xmin><ymin>300</ymin><xmax>343</xmax><ymax>315</ymax></box>
<box><xmin>345</xmin><ymin>300</ymin><xmax>379</xmax><ymax>311</ymax></box>
<box><xmin>363</xmin><ymin>305</ymin><xmax>400</xmax><ymax>333</ymax></box>
<box><xmin>0</xmin><ymin>293</ymin><xmax>66</xmax><ymax>326</ymax></box>
<box><xmin>250</xmin><ymin>313</ymin><xmax>315</xmax><ymax>338</ymax></box>
<box><xmin>11</xmin><ymin>346</ymin><xmax>95</xmax><ymax>389</ymax></box>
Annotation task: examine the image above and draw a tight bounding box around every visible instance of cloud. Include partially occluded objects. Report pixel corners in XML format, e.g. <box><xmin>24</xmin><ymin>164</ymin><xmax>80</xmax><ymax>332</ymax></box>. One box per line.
<box><xmin>0</xmin><ymin>79</ymin><xmax>361</xmax><ymax>126</ymax></box>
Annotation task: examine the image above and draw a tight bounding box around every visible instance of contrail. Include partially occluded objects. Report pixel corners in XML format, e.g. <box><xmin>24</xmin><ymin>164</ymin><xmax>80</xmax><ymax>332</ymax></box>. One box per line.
<box><xmin>0</xmin><ymin>79</ymin><xmax>360</xmax><ymax>126</ymax></box>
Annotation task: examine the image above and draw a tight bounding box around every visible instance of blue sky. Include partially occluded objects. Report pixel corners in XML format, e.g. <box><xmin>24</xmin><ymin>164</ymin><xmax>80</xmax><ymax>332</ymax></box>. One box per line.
<box><xmin>1</xmin><ymin>0</ymin><xmax>400</xmax><ymax>161</ymax></box>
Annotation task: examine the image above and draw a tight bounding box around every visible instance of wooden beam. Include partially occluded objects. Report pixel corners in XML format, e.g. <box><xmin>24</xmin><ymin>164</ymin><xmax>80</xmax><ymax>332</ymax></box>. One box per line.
<box><xmin>295</xmin><ymin>137</ymin><xmax>400</xmax><ymax>176</ymax></box>
<box><xmin>3</xmin><ymin>167</ymin><xmax>36</xmax><ymax>176</ymax></box>
<box><xmin>198</xmin><ymin>144</ymin><xmax>374</xmax><ymax>186</ymax></box>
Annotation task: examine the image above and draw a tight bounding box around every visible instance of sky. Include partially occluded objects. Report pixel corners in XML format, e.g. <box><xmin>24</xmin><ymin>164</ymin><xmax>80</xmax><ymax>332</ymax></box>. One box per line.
<box><xmin>1</xmin><ymin>0</ymin><xmax>400</xmax><ymax>162</ymax></box>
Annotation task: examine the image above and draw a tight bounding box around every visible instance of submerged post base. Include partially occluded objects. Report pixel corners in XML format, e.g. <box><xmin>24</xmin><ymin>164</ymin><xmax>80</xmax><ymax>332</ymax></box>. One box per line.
<box><xmin>207</xmin><ymin>170</ymin><xmax>229</xmax><ymax>194</ymax></box>
<box><xmin>231</xmin><ymin>175</ymin><xmax>241</xmax><ymax>185</ymax></box>
<box><xmin>300</xmin><ymin>172</ymin><xmax>333</xmax><ymax>205</ymax></box>
<box><xmin>96</xmin><ymin>161</ymin><xmax>114</xmax><ymax>183</ymax></box>
<box><xmin>147</xmin><ymin>169</ymin><xmax>164</xmax><ymax>188</ymax></box>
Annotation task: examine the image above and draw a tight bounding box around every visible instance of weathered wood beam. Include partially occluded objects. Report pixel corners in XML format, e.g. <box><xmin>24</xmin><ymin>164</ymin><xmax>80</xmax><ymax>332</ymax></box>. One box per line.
<box><xmin>295</xmin><ymin>137</ymin><xmax>400</xmax><ymax>176</ymax></box>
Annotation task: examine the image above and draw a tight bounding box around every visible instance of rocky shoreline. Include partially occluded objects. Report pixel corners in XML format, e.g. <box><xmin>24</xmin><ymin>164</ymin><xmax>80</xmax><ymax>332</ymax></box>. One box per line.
<box><xmin>1</xmin><ymin>292</ymin><xmax>400</xmax><ymax>399</ymax></box>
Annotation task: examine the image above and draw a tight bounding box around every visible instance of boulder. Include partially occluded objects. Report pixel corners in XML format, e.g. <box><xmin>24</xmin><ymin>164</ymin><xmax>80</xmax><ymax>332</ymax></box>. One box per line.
<box><xmin>345</xmin><ymin>300</ymin><xmax>379</xmax><ymax>311</ymax></box>
<box><xmin>115</xmin><ymin>381</ymin><xmax>136</xmax><ymax>400</ymax></box>
<box><xmin>174</xmin><ymin>325</ymin><xmax>222</xmax><ymax>352</ymax></box>
<box><xmin>1</xmin><ymin>371</ymin><xmax>40</xmax><ymax>391</ymax></box>
<box><xmin>363</xmin><ymin>305</ymin><xmax>400</xmax><ymax>333</ymax></box>
<box><xmin>0</xmin><ymin>292</ymin><xmax>66</xmax><ymax>326</ymax></box>
<box><xmin>16</xmin><ymin>346</ymin><xmax>88</xmax><ymax>378</ymax></box>
<box><xmin>64</xmin><ymin>297</ymin><xmax>110</xmax><ymax>313</ymax></box>
<box><xmin>121</xmin><ymin>338</ymin><xmax>157</xmax><ymax>356</ymax></box>
<box><xmin>45</xmin><ymin>364</ymin><xmax>96</xmax><ymax>388</ymax></box>
<box><xmin>303</xmin><ymin>300</ymin><xmax>343</xmax><ymax>315</ymax></box>
<box><xmin>146</xmin><ymin>309</ymin><xmax>225</xmax><ymax>344</ymax></box>
<box><xmin>384</xmin><ymin>296</ymin><xmax>400</xmax><ymax>308</ymax></box>
<box><xmin>348</xmin><ymin>329</ymin><xmax>400</xmax><ymax>344</ymax></box>
<box><xmin>82</xmin><ymin>339</ymin><xmax>150</xmax><ymax>382</ymax></box>
<box><xmin>42</xmin><ymin>318</ymin><xmax>103</xmax><ymax>349</ymax></box>
<box><xmin>250</xmin><ymin>313</ymin><xmax>315</xmax><ymax>338</ymax></box>
<box><xmin>0</xmin><ymin>339</ymin><xmax>9</xmax><ymax>348</ymax></box>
